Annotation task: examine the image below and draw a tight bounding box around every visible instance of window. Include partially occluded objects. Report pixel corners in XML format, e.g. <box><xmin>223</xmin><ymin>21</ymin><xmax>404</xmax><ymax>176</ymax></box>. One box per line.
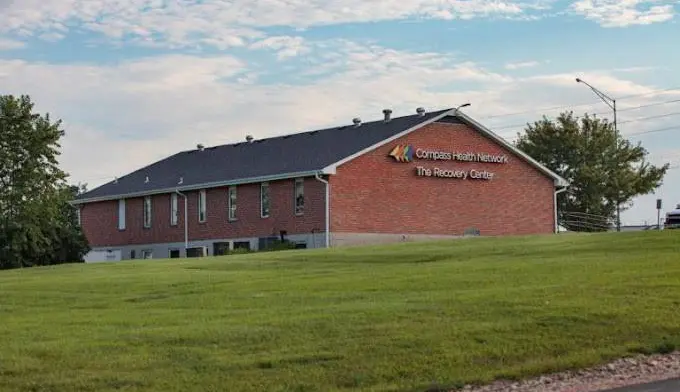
<box><xmin>198</xmin><ymin>189</ymin><xmax>206</xmax><ymax>222</ymax></box>
<box><xmin>143</xmin><ymin>196</ymin><xmax>152</xmax><ymax>228</ymax></box>
<box><xmin>260</xmin><ymin>182</ymin><xmax>270</xmax><ymax>218</ymax></box>
<box><xmin>170</xmin><ymin>193</ymin><xmax>178</xmax><ymax>226</ymax></box>
<box><xmin>76</xmin><ymin>207</ymin><xmax>81</xmax><ymax>226</ymax></box>
<box><xmin>294</xmin><ymin>178</ymin><xmax>304</xmax><ymax>215</ymax></box>
<box><xmin>118</xmin><ymin>199</ymin><xmax>126</xmax><ymax>230</ymax></box>
<box><xmin>228</xmin><ymin>186</ymin><xmax>237</xmax><ymax>221</ymax></box>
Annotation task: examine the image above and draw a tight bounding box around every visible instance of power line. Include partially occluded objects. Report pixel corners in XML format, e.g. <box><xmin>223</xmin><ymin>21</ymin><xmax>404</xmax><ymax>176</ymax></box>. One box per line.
<box><xmin>479</xmin><ymin>86</ymin><xmax>680</xmax><ymax>121</ymax></box>
<box><xmin>619</xmin><ymin>111</ymin><xmax>680</xmax><ymax>125</ymax></box>
<box><xmin>627</xmin><ymin>125</ymin><xmax>680</xmax><ymax>137</ymax></box>
<box><xmin>489</xmin><ymin>100</ymin><xmax>680</xmax><ymax>131</ymax></box>
<box><xmin>618</xmin><ymin>98</ymin><xmax>680</xmax><ymax>113</ymax></box>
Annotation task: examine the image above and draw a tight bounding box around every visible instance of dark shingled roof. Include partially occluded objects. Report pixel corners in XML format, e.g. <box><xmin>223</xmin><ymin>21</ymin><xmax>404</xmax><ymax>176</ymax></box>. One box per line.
<box><xmin>76</xmin><ymin>108</ymin><xmax>452</xmax><ymax>202</ymax></box>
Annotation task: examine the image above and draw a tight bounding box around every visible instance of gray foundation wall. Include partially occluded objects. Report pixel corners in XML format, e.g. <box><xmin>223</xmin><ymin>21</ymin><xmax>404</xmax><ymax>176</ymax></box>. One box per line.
<box><xmin>87</xmin><ymin>232</ymin><xmax>327</xmax><ymax>261</ymax></box>
<box><xmin>87</xmin><ymin>232</ymin><xmax>470</xmax><ymax>262</ymax></box>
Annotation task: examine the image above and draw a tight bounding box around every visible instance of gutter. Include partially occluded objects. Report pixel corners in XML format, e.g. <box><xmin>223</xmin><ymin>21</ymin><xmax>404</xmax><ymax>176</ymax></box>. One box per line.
<box><xmin>554</xmin><ymin>186</ymin><xmax>568</xmax><ymax>233</ymax></box>
<box><xmin>175</xmin><ymin>189</ymin><xmax>189</xmax><ymax>252</ymax></box>
<box><xmin>314</xmin><ymin>172</ymin><xmax>330</xmax><ymax>248</ymax></box>
<box><xmin>71</xmin><ymin>170</ymin><xmax>323</xmax><ymax>205</ymax></box>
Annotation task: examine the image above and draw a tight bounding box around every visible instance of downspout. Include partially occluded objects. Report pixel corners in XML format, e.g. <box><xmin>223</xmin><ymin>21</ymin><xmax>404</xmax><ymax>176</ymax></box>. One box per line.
<box><xmin>175</xmin><ymin>190</ymin><xmax>188</xmax><ymax>253</ymax></box>
<box><xmin>314</xmin><ymin>173</ymin><xmax>330</xmax><ymax>248</ymax></box>
<box><xmin>554</xmin><ymin>186</ymin><xmax>568</xmax><ymax>233</ymax></box>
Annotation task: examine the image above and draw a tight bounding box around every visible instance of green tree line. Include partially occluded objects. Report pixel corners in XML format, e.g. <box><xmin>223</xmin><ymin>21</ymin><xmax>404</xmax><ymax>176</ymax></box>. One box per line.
<box><xmin>0</xmin><ymin>94</ymin><xmax>89</xmax><ymax>270</ymax></box>
<box><xmin>515</xmin><ymin>111</ymin><xmax>668</xmax><ymax>232</ymax></box>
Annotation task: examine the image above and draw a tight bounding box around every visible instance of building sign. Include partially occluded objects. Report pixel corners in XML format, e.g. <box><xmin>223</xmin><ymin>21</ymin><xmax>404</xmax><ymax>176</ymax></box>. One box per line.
<box><xmin>416</xmin><ymin>166</ymin><xmax>494</xmax><ymax>180</ymax></box>
<box><xmin>388</xmin><ymin>145</ymin><xmax>414</xmax><ymax>162</ymax></box>
<box><xmin>389</xmin><ymin>145</ymin><xmax>507</xmax><ymax>181</ymax></box>
<box><xmin>390</xmin><ymin>145</ymin><xmax>508</xmax><ymax>164</ymax></box>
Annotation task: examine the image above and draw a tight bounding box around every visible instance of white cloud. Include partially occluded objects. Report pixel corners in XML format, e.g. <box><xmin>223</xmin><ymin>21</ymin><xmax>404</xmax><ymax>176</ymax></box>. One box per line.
<box><xmin>571</xmin><ymin>0</ymin><xmax>676</xmax><ymax>27</ymax></box>
<box><xmin>250</xmin><ymin>36</ymin><xmax>310</xmax><ymax>60</ymax></box>
<box><xmin>505</xmin><ymin>60</ymin><xmax>541</xmax><ymax>70</ymax></box>
<box><xmin>0</xmin><ymin>0</ymin><xmax>548</xmax><ymax>49</ymax></box>
<box><xmin>0</xmin><ymin>37</ymin><xmax>24</xmax><ymax>50</ymax></box>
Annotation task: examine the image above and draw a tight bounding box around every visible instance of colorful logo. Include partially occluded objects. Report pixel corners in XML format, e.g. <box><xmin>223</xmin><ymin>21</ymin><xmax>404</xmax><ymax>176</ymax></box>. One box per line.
<box><xmin>389</xmin><ymin>145</ymin><xmax>414</xmax><ymax>162</ymax></box>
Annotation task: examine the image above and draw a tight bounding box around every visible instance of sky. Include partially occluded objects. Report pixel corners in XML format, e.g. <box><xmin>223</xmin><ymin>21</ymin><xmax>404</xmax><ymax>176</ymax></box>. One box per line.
<box><xmin>1</xmin><ymin>0</ymin><xmax>680</xmax><ymax>227</ymax></box>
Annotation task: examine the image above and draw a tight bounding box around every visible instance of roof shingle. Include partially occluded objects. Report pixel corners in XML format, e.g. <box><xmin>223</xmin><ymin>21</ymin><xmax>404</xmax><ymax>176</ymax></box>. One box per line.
<box><xmin>76</xmin><ymin>108</ymin><xmax>452</xmax><ymax>202</ymax></box>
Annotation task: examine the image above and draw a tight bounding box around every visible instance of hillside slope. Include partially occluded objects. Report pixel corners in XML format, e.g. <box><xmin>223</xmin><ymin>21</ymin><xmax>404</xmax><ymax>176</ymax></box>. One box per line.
<box><xmin>1</xmin><ymin>231</ymin><xmax>680</xmax><ymax>392</ymax></box>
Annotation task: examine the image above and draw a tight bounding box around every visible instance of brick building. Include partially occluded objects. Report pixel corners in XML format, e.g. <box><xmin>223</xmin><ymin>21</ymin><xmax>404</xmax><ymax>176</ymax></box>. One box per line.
<box><xmin>73</xmin><ymin>107</ymin><xmax>569</xmax><ymax>260</ymax></box>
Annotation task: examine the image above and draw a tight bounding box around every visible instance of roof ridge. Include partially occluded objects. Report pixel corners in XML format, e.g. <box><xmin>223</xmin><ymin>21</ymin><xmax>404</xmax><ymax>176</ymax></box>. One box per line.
<box><xmin>189</xmin><ymin>107</ymin><xmax>453</xmax><ymax>152</ymax></box>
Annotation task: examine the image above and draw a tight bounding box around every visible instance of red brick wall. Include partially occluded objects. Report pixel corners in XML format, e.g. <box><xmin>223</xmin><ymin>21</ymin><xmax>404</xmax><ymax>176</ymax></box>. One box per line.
<box><xmin>80</xmin><ymin>177</ymin><xmax>326</xmax><ymax>247</ymax></box>
<box><xmin>329</xmin><ymin>120</ymin><xmax>556</xmax><ymax>236</ymax></box>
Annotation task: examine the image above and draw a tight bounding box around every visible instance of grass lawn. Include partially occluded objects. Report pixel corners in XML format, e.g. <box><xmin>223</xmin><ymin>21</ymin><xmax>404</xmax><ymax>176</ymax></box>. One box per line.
<box><xmin>1</xmin><ymin>231</ymin><xmax>680</xmax><ymax>392</ymax></box>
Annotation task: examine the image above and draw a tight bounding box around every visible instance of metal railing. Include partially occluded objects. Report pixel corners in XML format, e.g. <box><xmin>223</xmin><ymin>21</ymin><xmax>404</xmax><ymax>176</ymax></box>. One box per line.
<box><xmin>558</xmin><ymin>211</ymin><xmax>613</xmax><ymax>232</ymax></box>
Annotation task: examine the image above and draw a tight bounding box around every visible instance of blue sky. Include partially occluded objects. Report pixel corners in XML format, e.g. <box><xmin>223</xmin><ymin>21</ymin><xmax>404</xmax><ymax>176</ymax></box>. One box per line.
<box><xmin>1</xmin><ymin>0</ymin><xmax>680</xmax><ymax>226</ymax></box>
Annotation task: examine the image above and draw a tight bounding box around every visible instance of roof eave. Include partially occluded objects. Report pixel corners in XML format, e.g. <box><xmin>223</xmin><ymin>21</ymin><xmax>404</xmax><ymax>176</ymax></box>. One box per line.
<box><xmin>71</xmin><ymin>169</ymin><xmax>331</xmax><ymax>205</ymax></box>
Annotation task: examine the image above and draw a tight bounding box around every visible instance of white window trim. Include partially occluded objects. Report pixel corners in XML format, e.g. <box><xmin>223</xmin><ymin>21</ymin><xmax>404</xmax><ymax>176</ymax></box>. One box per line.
<box><xmin>260</xmin><ymin>182</ymin><xmax>270</xmax><ymax>218</ymax></box>
<box><xmin>118</xmin><ymin>199</ymin><xmax>126</xmax><ymax>230</ymax></box>
<box><xmin>76</xmin><ymin>206</ymin><xmax>82</xmax><ymax>226</ymax></box>
<box><xmin>198</xmin><ymin>189</ymin><xmax>207</xmax><ymax>223</ymax></box>
<box><xmin>143</xmin><ymin>196</ymin><xmax>152</xmax><ymax>228</ymax></box>
<box><xmin>228</xmin><ymin>186</ymin><xmax>237</xmax><ymax>221</ymax></box>
<box><xmin>170</xmin><ymin>193</ymin><xmax>178</xmax><ymax>226</ymax></box>
<box><xmin>294</xmin><ymin>177</ymin><xmax>304</xmax><ymax>216</ymax></box>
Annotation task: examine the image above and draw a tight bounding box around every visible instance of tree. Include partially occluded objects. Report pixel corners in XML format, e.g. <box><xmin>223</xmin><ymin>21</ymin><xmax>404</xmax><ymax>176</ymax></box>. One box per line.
<box><xmin>0</xmin><ymin>94</ymin><xmax>89</xmax><ymax>269</ymax></box>
<box><xmin>515</xmin><ymin>111</ymin><xmax>669</xmax><ymax>232</ymax></box>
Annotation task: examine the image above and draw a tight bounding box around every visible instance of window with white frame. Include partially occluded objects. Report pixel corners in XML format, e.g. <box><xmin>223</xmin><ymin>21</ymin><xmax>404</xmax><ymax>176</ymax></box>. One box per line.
<box><xmin>228</xmin><ymin>186</ymin><xmax>237</xmax><ymax>221</ymax></box>
<box><xmin>260</xmin><ymin>182</ymin><xmax>270</xmax><ymax>218</ymax></box>
<box><xmin>198</xmin><ymin>189</ymin><xmax>206</xmax><ymax>222</ymax></box>
<box><xmin>143</xmin><ymin>196</ymin><xmax>152</xmax><ymax>228</ymax></box>
<box><xmin>118</xmin><ymin>199</ymin><xmax>126</xmax><ymax>230</ymax></box>
<box><xmin>76</xmin><ymin>206</ymin><xmax>81</xmax><ymax>226</ymax></box>
<box><xmin>170</xmin><ymin>193</ymin><xmax>178</xmax><ymax>226</ymax></box>
<box><xmin>294</xmin><ymin>178</ymin><xmax>304</xmax><ymax>215</ymax></box>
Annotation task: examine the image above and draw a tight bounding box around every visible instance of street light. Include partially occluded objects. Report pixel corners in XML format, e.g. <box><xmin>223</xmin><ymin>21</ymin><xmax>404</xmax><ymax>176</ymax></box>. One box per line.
<box><xmin>575</xmin><ymin>77</ymin><xmax>621</xmax><ymax>232</ymax></box>
<box><xmin>575</xmin><ymin>78</ymin><xmax>617</xmax><ymax>135</ymax></box>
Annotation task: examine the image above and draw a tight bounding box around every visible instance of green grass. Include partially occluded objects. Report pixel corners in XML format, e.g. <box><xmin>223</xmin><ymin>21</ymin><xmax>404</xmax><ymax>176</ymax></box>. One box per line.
<box><xmin>1</xmin><ymin>231</ymin><xmax>680</xmax><ymax>392</ymax></box>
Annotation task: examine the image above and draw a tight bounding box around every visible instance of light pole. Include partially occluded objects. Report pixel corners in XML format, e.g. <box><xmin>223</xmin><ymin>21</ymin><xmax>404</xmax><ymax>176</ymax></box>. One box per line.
<box><xmin>575</xmin><ymin>77</ymin><xmax>621</xmax><ymax>232</ymax></box>
<box><xmin>456</xmin><ymin>103</ymin><xmax>471</xmax><ymax>112</ymax></box>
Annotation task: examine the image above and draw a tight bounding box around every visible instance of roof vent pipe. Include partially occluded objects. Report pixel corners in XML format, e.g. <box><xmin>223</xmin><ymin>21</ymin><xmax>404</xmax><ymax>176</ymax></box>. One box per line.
<box><xmin>416</xmin><ymin>107</ymin><xmax>426</xmax><ymax>116</ymax></box>
<box><xmin>352</xmin><ymin>117</ymin><xmax>362</xmax><ymax>127</ymax></box>
<box><xmin>383</xmin><ymin>109</ymin><xmax>392</xmax><ymax>123</ymax></box>
<box><xmin>197</xmin><ymin>144</ymin><xmax>204</xmax><ymax>151</ymax></box>
<box><xmin>246</xmin><ymin>135</ymin><xmax>254</xmax><ymax>143</ymax></box>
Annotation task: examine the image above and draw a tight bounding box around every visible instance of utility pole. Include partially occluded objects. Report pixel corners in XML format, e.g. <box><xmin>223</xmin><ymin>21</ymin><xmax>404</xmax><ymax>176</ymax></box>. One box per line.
<box><xmin>575</xmin><ymin>77</ymin><xmax>621</xmax><ymax>232</ymax></box>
